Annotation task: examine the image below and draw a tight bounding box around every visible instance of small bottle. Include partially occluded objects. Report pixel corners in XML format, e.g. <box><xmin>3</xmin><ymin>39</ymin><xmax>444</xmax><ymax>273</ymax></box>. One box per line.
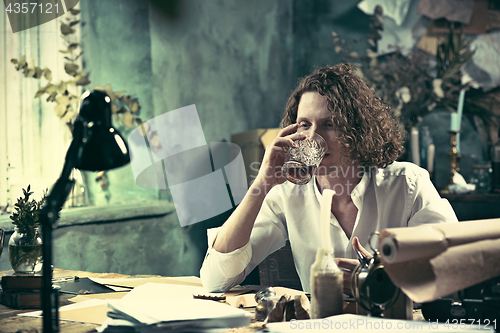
<box><xmin>470</xmin><ymin>164</ymin><xmax>492</xmax><ymax>193</ymax></box>
<box><xmin>419</xmin><ymin>126</ymin><xmax>433</xmax><ymax>170</ymax></box>
<box><xmin>310</xmin><ymin>248</ymin><xmax>343</xmax><ymax>319</ymax></box>
<box><xmin>491</xmin><ymin>127</ymin><xmax>500</xmax><ymax>193</ymax></box>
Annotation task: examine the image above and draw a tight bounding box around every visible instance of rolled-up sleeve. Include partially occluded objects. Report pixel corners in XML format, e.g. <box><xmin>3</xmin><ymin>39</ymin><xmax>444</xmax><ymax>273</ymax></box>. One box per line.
<box><xmin>408</xmin><ymin>170</ymin><xmax>458</xmax><ymax>227</ymax></box>
<box><xmin>200</xmin><ymin>227</ymin><xmax>253</xmax><ymax>293</ymax></box>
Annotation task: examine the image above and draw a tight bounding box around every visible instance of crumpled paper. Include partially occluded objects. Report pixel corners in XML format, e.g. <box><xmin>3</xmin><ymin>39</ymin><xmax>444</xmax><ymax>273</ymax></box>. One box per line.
<box><xmin>448</xmin><ymin>172</ymin><xmax>476</xmax><ymax>194</ymax></box>
<box><xmin>358</xmin><ymin>0</ymin><xmax>428</xmax><ymax>55</ymax></box>
<box><xmin>462</xmin><ymin>30</ymin><xmax>500</xmax><ymax>92</ymax></box>
<box><xmin>417</xmin><ymin>0</ymin><xmax>475</xmax><ymax>24</ymax></box>
<box><xmin>357</xmin><ymin>0</ymin><xmax>411</xmax><ymax>26</ymax></box>
<box><xmin>266</xmin><ymin>294</ymin><xmax>311</xmax><ymax>323</ymax></box>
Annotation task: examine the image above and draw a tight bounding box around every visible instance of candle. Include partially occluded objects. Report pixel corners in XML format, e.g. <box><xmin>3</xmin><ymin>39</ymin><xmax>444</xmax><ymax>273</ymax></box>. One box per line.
<box><xmin>455</xmin><ymin>89</ymin><xmax>466</xmax><ymax>153</ymax></box>
<box><xmin>427</xmin><ymin>144</ymin><xmax>435</xmax><ymax>174</ymax></box>
<box><xmin>450</xmin><ymin>113</ymin><xmax>459</xmax><ymax>131</ymax></box>
<box><xmin>456</xmin><ymin>89</ymin><xmax>465</xmax><ymax>130</ymax></box>
<box><xmin>411</xmin><ymin>127</ymin><xmax>420</xmax><ymax>166</ymax></box>
<box><xmin>320</xmin><ymin>189</ymin><xmax>335</xmax><ymax>252</ymax></box>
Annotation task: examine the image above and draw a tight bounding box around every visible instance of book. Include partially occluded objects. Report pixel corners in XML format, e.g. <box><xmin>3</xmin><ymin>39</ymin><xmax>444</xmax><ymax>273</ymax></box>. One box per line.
<box><xmin>0</xmin><ymin>290</ymin><xmax>40</xmax><ymax>309</ymax></box>
<box><xmin>1</xmin><ymin>272</ymin><xmax>42</xmax><ymax>291</ymax></box>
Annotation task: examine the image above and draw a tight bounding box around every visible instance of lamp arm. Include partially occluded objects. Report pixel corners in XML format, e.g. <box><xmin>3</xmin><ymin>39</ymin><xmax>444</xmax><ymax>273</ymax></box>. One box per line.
<box><xmin>40</xmin><ymin>120</ymin><xmax>92</xmax><ymax>333</ymax></box>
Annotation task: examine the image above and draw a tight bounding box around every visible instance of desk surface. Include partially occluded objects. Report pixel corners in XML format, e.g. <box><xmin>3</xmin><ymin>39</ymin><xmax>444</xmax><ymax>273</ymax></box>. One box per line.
<box><xmin>0</xmin><ymin>269</ymin><xmax>266</xmax><ymax>333</ymax></box>
<box><xmin>0</xmin><ymin>269</ymin><xmax>134</xmax><ymax>333</ymax></box>
<box><xmin>0</xmin><ymin>269</ymin><xmax>425</xmax><ymax>333</ymax></box>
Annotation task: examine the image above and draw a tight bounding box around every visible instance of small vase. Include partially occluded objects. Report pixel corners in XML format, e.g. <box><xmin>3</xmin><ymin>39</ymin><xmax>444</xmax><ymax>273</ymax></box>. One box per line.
<box><xmin>8</xmin><ymin>226</ymin><xmax>43</xmax><ymax>273</ymax></box>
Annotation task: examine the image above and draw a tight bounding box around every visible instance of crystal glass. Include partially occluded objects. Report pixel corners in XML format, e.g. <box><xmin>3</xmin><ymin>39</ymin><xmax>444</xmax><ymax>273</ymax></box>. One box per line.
<box><xmin>469</xmin><ymin>164</ymin><xmax>492</xmax><ymax>193</ymax></box>
<box><xmin>282</xmin><ymin>132</ymin><xmax>327</xmax><ymax>185</ymax></box>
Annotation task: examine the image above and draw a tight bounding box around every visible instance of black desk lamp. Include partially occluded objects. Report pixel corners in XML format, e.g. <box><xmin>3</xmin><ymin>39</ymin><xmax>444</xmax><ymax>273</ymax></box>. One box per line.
<box><xmin>39</xmin><ymin>90</ymin><xmax>130</xmax><ymax>332</ymax></box>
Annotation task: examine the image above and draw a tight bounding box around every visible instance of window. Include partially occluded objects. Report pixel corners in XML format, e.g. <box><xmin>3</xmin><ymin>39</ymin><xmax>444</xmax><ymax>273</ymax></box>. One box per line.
<box><xmin>0</xmin><ymin>5</ymin><xmax>78</xmax><ymax>212</ymax></box>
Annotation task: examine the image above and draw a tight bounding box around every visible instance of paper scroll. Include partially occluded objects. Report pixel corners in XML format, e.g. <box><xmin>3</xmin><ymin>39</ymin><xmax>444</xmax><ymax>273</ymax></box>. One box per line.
<box><xmin>379</xmin><ymin>219</ymin><xmax>500</xmax><ymax>303</ymax></box>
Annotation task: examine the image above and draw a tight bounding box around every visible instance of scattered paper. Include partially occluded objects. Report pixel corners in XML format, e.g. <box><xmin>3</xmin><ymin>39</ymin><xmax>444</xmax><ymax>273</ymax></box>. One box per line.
<box><xmin>226</xmin><ymin>294</ymin><xmax>258</xmax><ymax>308</ymax></box>
<box><xmin>19</xmin><ymin>299</ymin><xmax>110</xmax><ymax>325</ymax></box>
<box><xmin>99</xmin><ymin>299</ymin><xmax>252</xmax><ymax>332</ymax></box>
<box><xmin>120</xmin><ymin>282</ymin><xmax>222</xmax><ymax>303</ymax></box>
<box><xmin>18</xmin><ymin>281</ymin><xmax>223</xmax><ymax>326</ymax></box>
<box><xmin>69</xmin><ymin>292</ymin><xmax>129</xmax><ymax>303</ymax></box>
<box><xmin>89</xmin><ymin>276</ymin><xmax>203</xmax><ymax>289</ymax></box>
<box><xmin>265</xmin><ymin>313</ymin><xmax>485</xmax><ymax>333</ymax></box>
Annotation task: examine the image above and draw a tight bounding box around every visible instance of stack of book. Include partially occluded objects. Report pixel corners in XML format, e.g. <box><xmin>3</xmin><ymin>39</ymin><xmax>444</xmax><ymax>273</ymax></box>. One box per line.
<box><xmin>0</xmin><ymin>271</ymin><xmax>42</xmax><ymax>309</ymax></box>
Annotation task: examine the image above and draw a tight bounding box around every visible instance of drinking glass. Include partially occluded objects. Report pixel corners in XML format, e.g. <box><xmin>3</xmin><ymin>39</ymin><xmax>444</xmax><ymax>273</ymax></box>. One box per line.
<box><xmin>282</xmin><ymin>132</ymin><xmax>327</xmax><ymax>185</ymax></box>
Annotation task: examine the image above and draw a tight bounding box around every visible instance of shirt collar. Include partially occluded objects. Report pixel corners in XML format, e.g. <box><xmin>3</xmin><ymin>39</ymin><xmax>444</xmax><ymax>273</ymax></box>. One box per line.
<box><xmin>312</xmin><ymin>168</ymin><xmax>374</xmax><ymax>199</ymax></box>
<box><xmin>351</xmin><ymin>168</ymin><xmax>372</xmax><ymax>198</ymax></box>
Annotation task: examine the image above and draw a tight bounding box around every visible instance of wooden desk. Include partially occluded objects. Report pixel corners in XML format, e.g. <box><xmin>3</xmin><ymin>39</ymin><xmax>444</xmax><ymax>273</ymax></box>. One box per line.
<box><xmin>0</xmin><ymin>269</ymin><xmax>135</xmax><ymax>333</ymax></box>
<box><xmin>0</xmin><ymin>269</ymin><xmax>425</xmax><ymax>333</ymax></box>
<box><xmin>0</xmin><ymin>269</ymin><xmax>264</xmax><ymax>333</ymax></box>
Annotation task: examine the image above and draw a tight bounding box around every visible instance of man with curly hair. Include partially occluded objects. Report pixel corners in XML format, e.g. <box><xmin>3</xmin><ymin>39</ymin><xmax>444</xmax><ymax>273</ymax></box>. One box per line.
<box><xmin>200</xmin><ymin>64</ymin><xmax>457</xmax><ymax>293</ymax></box>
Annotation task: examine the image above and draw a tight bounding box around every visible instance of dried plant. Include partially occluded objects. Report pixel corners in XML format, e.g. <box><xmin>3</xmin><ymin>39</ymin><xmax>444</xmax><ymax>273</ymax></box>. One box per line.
<box><xmin>331</xmin><ymin>8</ymin><xmax>495</xmax><ymax>130</ymax></box>
<box><xmin>9</xmin><ymin>9</ymin><xmax>162</xmax><ymax>198</ymax></box>
<box><xmin>10</xmin><ymin>8</ymin><xmax>143</xmax><ymax>133</ymax></box>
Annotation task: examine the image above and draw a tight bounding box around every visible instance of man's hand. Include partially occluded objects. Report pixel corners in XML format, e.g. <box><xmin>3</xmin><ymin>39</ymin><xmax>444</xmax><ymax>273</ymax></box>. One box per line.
<box><xmin>335</xmin><ymin>236</ymin><xmax>372</xmax><ymax>295</ymax></box>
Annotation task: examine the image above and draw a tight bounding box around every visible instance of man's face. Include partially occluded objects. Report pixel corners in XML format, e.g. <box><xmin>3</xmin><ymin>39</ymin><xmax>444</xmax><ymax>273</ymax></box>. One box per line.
<box><xmin>296</xmin><ymin>91</ymin><xmax>345</xmax><ymax>174</ymax></box>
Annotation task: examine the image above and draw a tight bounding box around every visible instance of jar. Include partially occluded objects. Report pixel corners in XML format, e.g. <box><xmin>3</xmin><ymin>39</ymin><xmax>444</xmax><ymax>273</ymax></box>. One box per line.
<box><xmin>310</xmin><ymin>250</ymin><xmax>343</xmax><ymax>319</ymax></box>
<box><xmin>8</xmin><ymin>225</ymin><xmax>43</xmax><ymax>273</ymax></box>
<box><xmin>469</xmin><ymin>164</ymin><xmax>492</xmax><ymax>193</ymax></box>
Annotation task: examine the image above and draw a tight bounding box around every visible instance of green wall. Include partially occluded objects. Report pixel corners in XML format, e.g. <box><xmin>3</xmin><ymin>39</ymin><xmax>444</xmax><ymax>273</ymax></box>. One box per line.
<box><xmin>61</xmin><ymin>0</ymin><xmax>372</xmax><ymax>278</ymax></box>
<box><xmin>79</xmin><ymin>0</ymin><xmax>371</xmax><ymax>207</ymax></box>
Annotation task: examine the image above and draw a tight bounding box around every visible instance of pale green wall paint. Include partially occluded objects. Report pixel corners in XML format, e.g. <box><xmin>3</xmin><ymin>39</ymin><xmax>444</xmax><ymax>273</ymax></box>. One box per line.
<box><xmin>0</xmin><ymin>0</ymin><xmax>371</xmax><ymax>278</ymax></box>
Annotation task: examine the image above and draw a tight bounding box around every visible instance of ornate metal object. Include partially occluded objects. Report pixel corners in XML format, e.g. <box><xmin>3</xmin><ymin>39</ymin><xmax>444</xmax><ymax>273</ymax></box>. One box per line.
<box><xmin>351</xmin><ymin>233</ymin><xmax>400</xmax><ymax>317</ymax></box>
<box><xmin>441</xmin><ymin>130</ymin><xmax>461</xmax><ymax>194</ymax></box>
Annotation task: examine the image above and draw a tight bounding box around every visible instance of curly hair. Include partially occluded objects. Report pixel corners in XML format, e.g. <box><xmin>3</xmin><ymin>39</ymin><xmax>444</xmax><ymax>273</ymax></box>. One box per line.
<box><xmin>282</xmin><ymin>64</ymin><xmax>404</xmax><ymax>168</ymax></box>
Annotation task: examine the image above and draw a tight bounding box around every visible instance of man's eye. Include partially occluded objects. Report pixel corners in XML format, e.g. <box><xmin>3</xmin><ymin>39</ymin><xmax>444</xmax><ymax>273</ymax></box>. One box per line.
<box><xmin>324</xmin><ymin>123</ymin><xmax>334</xmax><ymax>127</ymax></box>
<box><xmin>299</xmin><ymin>123</ymin><xmax>309</xmax><ymax>127</ymax></box>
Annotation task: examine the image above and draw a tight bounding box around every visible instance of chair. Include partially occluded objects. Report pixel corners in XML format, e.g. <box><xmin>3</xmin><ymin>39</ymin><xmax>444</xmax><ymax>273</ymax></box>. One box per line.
<box><xmin>258</xmin><ymin>240</ymin><xmax>303</xmax><ymax>291</ymax></box>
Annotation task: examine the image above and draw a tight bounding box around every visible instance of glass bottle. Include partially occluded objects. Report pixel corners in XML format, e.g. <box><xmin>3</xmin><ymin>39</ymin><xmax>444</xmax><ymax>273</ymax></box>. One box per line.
<box><xmin>310</xmin><ymin>249</ymin><xmax>343</xmax><ymax>319</ymax></box>
<box><xmin>470</xmin><ymin>164</ymin><xmax>492</xmax><ymax>193</ymax></box>
<box><xmin>419</xmin><ymin>126</ymin><xmax>433</xmax><ymax>170</ymax></box>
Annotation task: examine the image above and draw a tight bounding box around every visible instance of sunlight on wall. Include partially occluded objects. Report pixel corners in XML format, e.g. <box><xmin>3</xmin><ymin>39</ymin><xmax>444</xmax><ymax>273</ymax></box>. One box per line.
<box><xmin>0</xmin><ymin>8</ymin><xmax>75</xmax><ymax>212</ymax></box>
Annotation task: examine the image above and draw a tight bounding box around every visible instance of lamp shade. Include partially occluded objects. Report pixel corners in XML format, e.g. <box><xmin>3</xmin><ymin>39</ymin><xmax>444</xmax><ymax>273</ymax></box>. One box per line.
<box><xmin>74</xmin><ymin>90</ymin><xmax>130</xmax><ymax>171</ymax></box>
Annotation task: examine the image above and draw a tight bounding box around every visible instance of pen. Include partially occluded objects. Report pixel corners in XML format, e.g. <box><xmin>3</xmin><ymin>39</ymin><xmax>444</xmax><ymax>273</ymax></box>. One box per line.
<box><xmin>356</xmin><ymin>249</ymin><xmax>371</xmax><ymax>267</ymax></box>
<box><xmin>52</xmin><ymin>276</ymin><xmax>79</xmax><ymax>283</ymax></box>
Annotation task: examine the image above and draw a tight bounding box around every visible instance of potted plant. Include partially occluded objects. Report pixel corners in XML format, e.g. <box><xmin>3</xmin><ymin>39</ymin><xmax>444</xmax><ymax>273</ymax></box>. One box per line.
<box><xmin>8</xmin><ymin>185</ymin><xmax>46</xmax><ymax>273</ymax></box>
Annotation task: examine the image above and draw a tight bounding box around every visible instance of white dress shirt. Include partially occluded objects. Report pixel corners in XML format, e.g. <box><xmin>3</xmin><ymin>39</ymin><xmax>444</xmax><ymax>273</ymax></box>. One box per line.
<box><xmin>200</xmin><ymin>162</ymin><xmax>458</xmax><ymax>292</ymax></box>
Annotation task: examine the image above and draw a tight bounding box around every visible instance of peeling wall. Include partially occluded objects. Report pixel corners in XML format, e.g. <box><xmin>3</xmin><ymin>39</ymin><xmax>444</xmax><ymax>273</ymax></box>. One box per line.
<box><xmin>0</xmin><ymin>0</ymin><xmax>377</xmax><ymax>277</ymax></box>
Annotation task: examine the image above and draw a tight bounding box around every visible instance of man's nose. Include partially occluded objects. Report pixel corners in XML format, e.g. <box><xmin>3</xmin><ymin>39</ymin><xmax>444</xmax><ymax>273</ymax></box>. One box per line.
<box><xmin>307</xmin><ymin>124</ymin><xmax>321</xmax><ymax>137</ymax></box>
<box><xmin>301</xmin><ymin>128</ymin><xmax>315</xmax><ymax>138</ymax></box>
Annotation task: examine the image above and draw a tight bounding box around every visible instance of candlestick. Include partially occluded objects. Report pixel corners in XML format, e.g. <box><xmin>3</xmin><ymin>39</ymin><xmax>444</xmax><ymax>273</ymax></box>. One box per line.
<box><xmin>440</xmin><ymin>130</ymin><xmax>461</xmax><ymax>194</ymax></box>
